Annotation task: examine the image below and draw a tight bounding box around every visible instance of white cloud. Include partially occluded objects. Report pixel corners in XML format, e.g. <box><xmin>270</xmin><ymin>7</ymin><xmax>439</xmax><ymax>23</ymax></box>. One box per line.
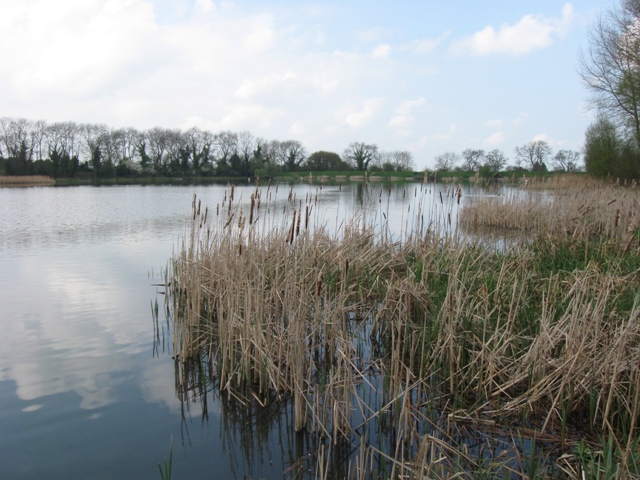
<box><xmin>290</xmin><ymin>122</ymin><xmax>308</xmax><ymax>136</ymax></box>
<box><xmin>512</xmin><ymin>113</ymin><xmax>529</xmax><ymax>126</ymax></box>
<box><xmin>0</xmin><ymin>1</ymin><xmax>591</xmax><ymax>168</ymax></box>
<box><xmin>217</xmin><ymin>104</ymin><xmax>285</xmax><ymax>130</ymax></box>
<box><xmin>344</xmin><ymin>98</ymin><xmax>383</xmax><ymax>128</ymax></box>
<box><xmin>533</xmin><ymin>133</ymin><xmax>551</xmax><ymax>142</ymax></box>
<box><xmin>483</xmin><ymin>131</ymin><xmax>505</xmax><ymax>146</ymax></box>
<box><xmin>235</xmin><ymin>71</ymin><xmax>338</xmax><ymax>100</ymax></box>
<box><xmin>0</xmin><ymin>0</ymin><xmax>159</xmax><ymax>97</ymax></box>
<box><xmin>195</xmin><ymin>0</ymin><xmax>215</xmax><ymax>13</ymax></box>
<box><xmin>371</xmin><ymin>43</ymin><xmax>391</xmax><ymax>58</ymax></box>
<box><xmin>242</xmin><ymin>15</ymin><xmax>277</xmax><ymax>54</ymax></box>
<box><xmin>388</xmin><ymin>115</ymin><xmax>410</xmax><ymax>128</ymax></box>
<box><xmin>413</xmin><ymin>124</ymin><xmax>457</xmax><ymax>148</ymax></box>
<box><xmin>400</xmin><ymin>32</ymin><xmax>450</xmax><ymax>54</ymax></box>
<box><xmin>397</xmin><ymin>97</ymin><xmax>426</xmax><ymax>115</ymax></box>
<box><xmin>485</xmin><ymin>119</ymin><xmax>503</xmax><ymax>127</ymax></box>
<box><xmin>388</xmin><ymin>97</ymin><xmax>425</xmax><ymax>128</ymax></box>
<box><xmin>451</xmin><ymin>3</ymin><xmax>574</xmax><ymax>55</ymax></box>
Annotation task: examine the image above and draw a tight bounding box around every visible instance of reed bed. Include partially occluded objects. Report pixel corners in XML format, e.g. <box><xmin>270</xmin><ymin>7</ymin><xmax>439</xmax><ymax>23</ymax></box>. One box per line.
<box><xmin>0</xmin><ymin>175</ymin><xmax>55</xmax><ymax>186</ymax></box>
<box><xmin>459</xmin><ymin>177</ymin><xmax>640</xmax><ymax>246</ymax></box>
<box><xmin>168</xmin><ymin>177</ymin><xmax>640</xmax><ymax>478</ymax></box>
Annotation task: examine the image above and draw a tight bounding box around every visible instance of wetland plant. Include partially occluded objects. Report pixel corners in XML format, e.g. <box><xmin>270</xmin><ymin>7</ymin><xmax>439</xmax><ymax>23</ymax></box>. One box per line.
<box><xmin>167</xmin><ymin>177</ymin><xmax>640</xmax><ymax>478</ymax></box>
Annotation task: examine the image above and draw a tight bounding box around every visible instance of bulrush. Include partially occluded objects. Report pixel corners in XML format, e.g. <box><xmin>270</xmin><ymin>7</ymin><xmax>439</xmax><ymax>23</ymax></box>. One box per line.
<box><xmin>169</xmin><ymin>176</ymin><xmax>640</xmax><ymax>478</ymax></box>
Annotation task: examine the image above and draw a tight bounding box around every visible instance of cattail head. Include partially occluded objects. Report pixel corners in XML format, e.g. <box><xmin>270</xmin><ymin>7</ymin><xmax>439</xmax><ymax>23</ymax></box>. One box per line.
<box><xmin>249</xmin><ymin>194</ymin><xmax>255</xmax><ymax>225</ymax></box>
<box><xmin>316</xmin><ymin>271</ymin><xmax>323</xmax><ymax>297</ymax></box>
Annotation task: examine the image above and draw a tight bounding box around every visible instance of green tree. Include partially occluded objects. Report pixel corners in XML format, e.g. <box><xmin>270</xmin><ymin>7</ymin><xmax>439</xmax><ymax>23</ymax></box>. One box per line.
<box><xmin>49</xmin><ymin>147</ymin><xmax>63</xmax><ymax>178</ymax></box>
<box><xmin>580</xmin><ymin>0</ymin><xmax>640</xmax><ymax>150</ymax></box>
<box><xmin>584</xmin><ymin>116</ymin><xmax>640</xmax><ymax>177</ymax></box>
<box><xmin>90</xmin><ymin>144</ymin><xmax>102</xmax><ymax>185</ymax></box>
<box><xmin>304</xmin><ymin>151</ymin><xmax>349</xmax><ymax>171</ymax></box>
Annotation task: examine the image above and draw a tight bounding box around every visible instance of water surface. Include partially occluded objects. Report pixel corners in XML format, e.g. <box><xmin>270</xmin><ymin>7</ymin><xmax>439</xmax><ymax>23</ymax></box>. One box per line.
<box><xmin>0</xmin><ymin>181</ymin><xmax>502</xmax><ymax>478</ymax></box>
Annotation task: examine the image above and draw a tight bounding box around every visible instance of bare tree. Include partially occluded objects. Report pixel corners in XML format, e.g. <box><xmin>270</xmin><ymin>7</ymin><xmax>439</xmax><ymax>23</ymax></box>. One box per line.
<box><xmin>343</xmin><ymin>142</ymin><xmax>378</xmax><ymax>171</ymax></box>
<box><xmin>49</xmin><ymin>121</ymin><xmax>83</xmax><ymax>159</ymax></box>
<box><xmin>514</xmin><ymin>140</ymin><xmax>552</xmax><ymax>171</ymax></box>
<box><xmin>145</xmin><ymin>127</ymin><xmax>182</xmax><ymax>173</ymax></box>
<box><xmin>580</xmin><ymin>0</ymin><xmax>640</xmax><ymax>148</ymax></box>
<box><xmin>461</xmin><ymin>148</ymin><xmax>485</xmax><ymax>171</ymax></box>
<box><xmin>30</xmin><ymin>120</ymin><xmax>48</xmax><ymax>161</ymax></box>
<box><xmin>214</xmin><ymin>131</ymin><xmax>239</xmax><ymax>163</ymax></box>
<box><xmin>551</xmin><ymin>150</ymin><xmax>582</xmax><ymax>172</ymax></box>
<box><xmin>280</xmin><ymin>140</ymin><xmax>306</xmax><ymax>171</ymax></box>
<box><xmin>181</xmin><ymin>127</ymin><xmax>214</xmax><ymax>175</ymax></box>
<box><xmin>263</xmin><ymin>140</ymin><xmax>281</xmax><ymax>166</ymax></box>
<box><xmin>391</xmin><ymin>150</ymin><xmax>414</xmax><ymax>171</ymax></box>
<box><xmin>0</xmin><ymin>117</ymin><xmax>33</xmax><ymax>158</ymax></box>
<box><xmin>82</xmin><ymin>123</ymin><xmax>109</xmax><ymax>183</ymax></box>
<box><xmin>434</xmin><ymin>151</ymin><xmax>459</xmax><ymax>171</ymax></box>
<box><xmin>111</xmin><ymin>127</ymin><xmax>141</xmax><ymax>165</ymax></box>
<box><xmin>484</xmin><ymin>149</ymin><xmax>508</xmax><ymax>172</ymax></box>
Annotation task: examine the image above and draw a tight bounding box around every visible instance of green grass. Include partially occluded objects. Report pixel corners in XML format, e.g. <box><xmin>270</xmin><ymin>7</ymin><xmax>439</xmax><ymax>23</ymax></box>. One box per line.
<box><xmin>158</xmin><ymin>435</ymin><xmax>173</xmax><ymax>480</ymax></box>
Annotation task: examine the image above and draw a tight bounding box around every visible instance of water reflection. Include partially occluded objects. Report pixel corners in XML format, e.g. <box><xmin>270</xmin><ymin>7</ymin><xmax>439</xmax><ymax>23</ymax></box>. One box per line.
<box><xmin>158</xmin><ymin>181</ymin><xmax>534</xmax><ymax>478</ymax></box>
<box><xmin>0</xmin><ymin>181</ymin><xmax>524</xmax><ymax>479</ymax></box>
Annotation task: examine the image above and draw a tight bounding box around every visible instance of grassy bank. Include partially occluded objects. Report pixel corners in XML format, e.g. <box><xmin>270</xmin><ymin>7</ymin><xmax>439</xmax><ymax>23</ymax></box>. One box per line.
<box><xmin>167</xmin><ymin>177</ymin><xmax>639</xmax><ymax>478</ymax></box>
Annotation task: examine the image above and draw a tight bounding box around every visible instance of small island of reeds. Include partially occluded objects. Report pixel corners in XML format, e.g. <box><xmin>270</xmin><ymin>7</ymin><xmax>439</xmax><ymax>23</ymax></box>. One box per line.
<box><xmin>166</xmin><ymin>175</ymin><xmax>640</xmax><ymax>478</ymax></box>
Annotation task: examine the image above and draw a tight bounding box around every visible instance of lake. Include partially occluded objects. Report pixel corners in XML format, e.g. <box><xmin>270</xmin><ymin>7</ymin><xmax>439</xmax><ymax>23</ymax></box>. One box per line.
<box><xmin>0</xmin><ymin>181</ymin><xmax>501</xmax><ymax>479</ymax></box>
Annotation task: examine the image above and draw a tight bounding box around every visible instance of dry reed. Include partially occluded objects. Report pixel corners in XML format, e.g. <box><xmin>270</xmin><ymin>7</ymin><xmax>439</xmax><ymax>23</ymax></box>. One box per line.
<box><xmin>460</xmin><ymin>175</ymin><xmax>640</xmax><ymax>249</ymax></box>
<box><xmin>0</xmin><ymin>175</ymin><xmax>55</xmax><ymax>186</ymax></box>
<box><xmin>168</xmin><ymin>177</ymin><xmax>640</xmax><ymax>478</ymax></box>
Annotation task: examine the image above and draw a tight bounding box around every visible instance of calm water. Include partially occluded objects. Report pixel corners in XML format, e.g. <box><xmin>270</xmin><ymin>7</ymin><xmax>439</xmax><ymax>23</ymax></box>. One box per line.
<box><xmin>0</xmin><ymin>181</ymin><xmax>499</xmax><ymax>479</ymax></box>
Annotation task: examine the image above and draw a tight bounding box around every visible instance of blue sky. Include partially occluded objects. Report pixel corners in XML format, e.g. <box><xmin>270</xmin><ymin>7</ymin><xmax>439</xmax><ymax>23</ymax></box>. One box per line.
<box><xmin>0</xmin><ymin>0</ymin><xmax>617</xmax><ymax>169</ymax></box>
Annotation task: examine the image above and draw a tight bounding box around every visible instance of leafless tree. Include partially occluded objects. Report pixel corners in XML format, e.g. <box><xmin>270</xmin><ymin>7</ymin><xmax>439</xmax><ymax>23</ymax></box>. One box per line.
<box><xmin>214</xmin><ymin>131</ymin><xmax>239</xmax><ymax>163</ymax></box>
<box><xmin>391</xmin><ymin>150</ymin><xmax>414</xmax><ymax>171</ymax></box>
<box><xmin>46</xmin><ymin>121</ymin><xmax>83</xmax><ymax>159</ymax></box>
<box><xmin>0</xmin><ymin>117</ymin><xmax>33</xmax><ymax>158</ymax></box>
<box><xmin>551</xmin><ymin>149</ymin><xmax>582</xmax><ymax>172</ymax></box>
<box><xmin>580</xmin><ymin>0</ymin><xmax>640</xmax><ymax>147</ymax></box>
<box><xmin>461</xmin><ymin>148</ymin><xmax>485</xmax><ymax>171</ymax></box>
<box><xmin>145</xmin><ymin>127</ymin><xmax>182</xmax><ymax>172</ymax></box>
<box><xmin>268</xmin><ymin>139</ymin><xmax>306</xmax><ymax>171</ymax></box>
<box><xmin>343</xmin><ymin>142</ymin><xmax>379</xmax><ymax>171</ymax></box>
<box><xmin>514</xmin><ymin>140</ymin><xmax>552</xmax><ymax>171</ymax></box>
<box><xmin>434</xmin><ymin>151</ymin><xmax>459</xmax><ymax>171</ymax></box>
<box><xmin>30</xmin><ymin>120</ymin><xmax>48</xmax><ymax>161</ymax></box>
<box><xmin>110</xmin><ymin>127</ymin><xmax>141</xmax><ymax>164</ymax></box>
<box><xmin>484</xmin><ymin>149</ymin><xmax>508</xmax><ymax>172</ymax></box>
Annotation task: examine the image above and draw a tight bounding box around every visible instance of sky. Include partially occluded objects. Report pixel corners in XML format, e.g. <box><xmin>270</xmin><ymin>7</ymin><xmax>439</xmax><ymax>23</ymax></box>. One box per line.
<box><xmin>0</xmin><ymin>0</ymin><xmax>619</xmax><ymax>170</ymax></box>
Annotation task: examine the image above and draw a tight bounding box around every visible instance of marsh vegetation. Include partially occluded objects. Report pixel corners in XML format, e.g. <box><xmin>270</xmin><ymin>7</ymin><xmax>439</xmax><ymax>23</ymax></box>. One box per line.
<box><xmin>167</xmin><ymin>175</ymin><xmax>640</xmax><ymax>478</ymax></box>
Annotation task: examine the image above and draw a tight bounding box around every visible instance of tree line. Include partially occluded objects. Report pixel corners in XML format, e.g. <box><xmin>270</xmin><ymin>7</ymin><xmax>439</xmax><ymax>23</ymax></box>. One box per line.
<box><xmin>0</xmin><ymin>117</ymin><xmax>415</xmax><ymax>181</ymax></box>
<box><xmin>433</xmin><ymin>141</ymin><xmax>582</xmax><ymax>176</ymax></box>
<box><xmin>580</xmin><ymin>0</ymin><xmax>640</xmax><ymax>179</ymax></box>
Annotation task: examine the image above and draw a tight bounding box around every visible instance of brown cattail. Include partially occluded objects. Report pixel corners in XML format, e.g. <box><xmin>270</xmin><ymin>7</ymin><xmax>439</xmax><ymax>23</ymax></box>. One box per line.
<box><xmin>623</xmin><ymin>217</ymin><xmax>638</xmax><ymax>256</ymax></box>
<box><xmin>316</xmin><ymin>271</ymin><xmax>323</xmax><ymax>297</ymax></box>
<box><xmin>249</xmin><ymin>193</ymin><xmax>255</xmax><ymax>225</ymax></box>
<box><xmin>287</xmin><ymin>210</ymin><xmax>296</xmax><ymax>244</ymax></box>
